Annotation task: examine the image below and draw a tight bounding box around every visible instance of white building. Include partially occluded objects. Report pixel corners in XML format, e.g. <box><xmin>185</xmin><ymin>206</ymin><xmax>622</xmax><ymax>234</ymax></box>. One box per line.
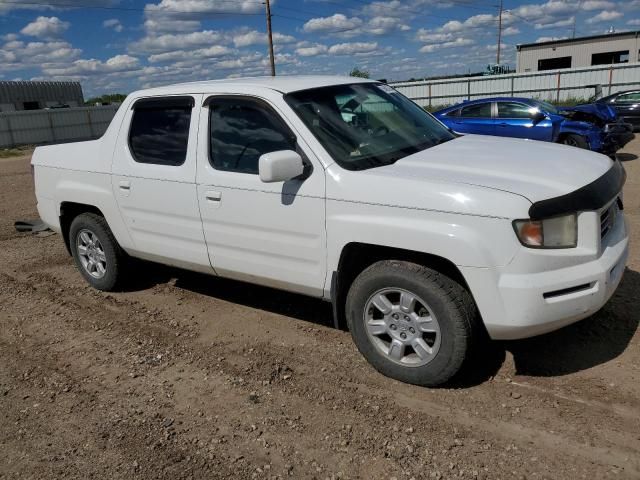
<box><xmin>516</xmin><ymin>31</ymin><xmax>640</xmax><ymax>73</ymax></box>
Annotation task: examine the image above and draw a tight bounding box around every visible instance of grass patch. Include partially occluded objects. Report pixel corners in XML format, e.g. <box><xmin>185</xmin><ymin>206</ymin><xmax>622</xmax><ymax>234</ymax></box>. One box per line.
<box><xmin>0</xmin><ymin>145</ymin><xmax>34</xmax><ymax>158</ymax></box>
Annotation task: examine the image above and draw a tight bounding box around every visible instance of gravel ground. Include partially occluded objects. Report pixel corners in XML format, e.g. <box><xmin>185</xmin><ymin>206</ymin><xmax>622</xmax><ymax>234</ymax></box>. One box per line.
<box><xmin>1</xmin><ymin>140</ymin><xmax>639</xmax><ymax>480</ymax></box>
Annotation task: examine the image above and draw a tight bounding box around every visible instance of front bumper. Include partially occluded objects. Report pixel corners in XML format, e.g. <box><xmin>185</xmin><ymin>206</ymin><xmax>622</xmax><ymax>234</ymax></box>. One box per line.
<box><xmin>461</xmin><ymin>208</ymin><xmax>628</xmax><ymax>340</ymax></box>
<box><xmin>602</xmin><ymin>122</ymin><xmax>635</xmax><ymax>152</ymax></box>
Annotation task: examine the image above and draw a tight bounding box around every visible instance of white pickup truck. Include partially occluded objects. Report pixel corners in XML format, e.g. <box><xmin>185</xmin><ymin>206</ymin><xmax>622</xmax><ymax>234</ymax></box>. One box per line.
<box><xmin>32</xmin><ymin>76</ymin><xmax>629</xmax><ymax>386</ymax></box>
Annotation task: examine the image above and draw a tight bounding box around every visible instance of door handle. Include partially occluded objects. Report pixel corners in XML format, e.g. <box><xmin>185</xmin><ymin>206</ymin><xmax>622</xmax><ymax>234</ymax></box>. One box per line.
<box><xmin>205</xmin><ymin>190</ymin><xmax>222</xmax><ymax>202</ymax></box>
<box><xmin>118</xmin><ymin>180</ymin><xmax>131</xmax><ymax>190</ymax></box>
<box><xmin>498</xmin><ymin>122</ymin><xmax>509</xmax><ymax>126</ymax></box>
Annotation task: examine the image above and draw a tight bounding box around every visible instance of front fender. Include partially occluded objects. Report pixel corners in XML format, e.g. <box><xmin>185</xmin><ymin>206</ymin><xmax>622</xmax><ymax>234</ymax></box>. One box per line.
<box><xmin>558</xmin><ymin>121</ymin><xmax>604</xmax><ymax>151</ymax></box>
<box><xmin>324</xmin><ymin>200</ymin><xmax>522</xmax><ymax>295</ymax></box>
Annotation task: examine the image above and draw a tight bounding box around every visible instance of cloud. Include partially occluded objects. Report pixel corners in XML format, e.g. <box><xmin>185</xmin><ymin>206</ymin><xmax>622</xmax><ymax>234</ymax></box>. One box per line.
<box><xmin>303</xmin><ymin>14</ymin><xmax>363</xmax><ymax>34</ymax></box>
<box><xmin>415</xmin><ymin>12</ymin><xmax>496</xmax><ymax>53</ymax></box>
<box><xmin>143</xmin><ymin>18</ymin><xmax>201</xmax><ymax>33</ymax></box>
<box><xmin>129</xmin><ymin>30</ymin><xmax>225</xmax><ymax>54</ymax></box>
<box><xmin>103</xmin><ymin>18</ymin><xmax>123</xmax><ymax>33</ymax></box>
<box><xmin>0</xmin><ymin>40</ymin><xmax>81</xmax><ymax>71</ymax></box>
<box><xmin>581</xmin><ymin>1</ymin><xmax>615</xmax><ymax>10</ymax></box>
<box><xmin>511</xmin><ymin>0</ymin><xmax>576</xmax><ymax>30</ymax></box>
<box><xmin>144</xmin><ymin>0</ymin><xmax>264</xmax><ymax>16</ymax></box>
<box><xmin>419</xmin><ymin>38</ymin><xmax>474</xmax><ymax>53</ymax></box>
<box><xmin>20</xmin><ymin>16</ymin><xmax>69</xmax><ymax>39</ymax></box>
<box><xmin>295</xmin><ymin>44</ymin><xmax>328</xmax><ymax>57</ymax></box>
<box><xmin>586</xmin><ymin>10</ymin><xmax>623</xmax><ymax>23</ymax></box>
<box><xmin>534</xmin><ymin>16</ymin><xmax>575</xmax><ymax>29</ymax></box>
<box><xmin>535</xmin><ymin>36</ymin><xmax>568</xmax><ymax>42</ymax></box>
<box><xmin>232</xmin><ymin>30</ymin><xmax>295</xmax><ymax>48</ymax></box>
<box><xmin>148</xmin><ymin>45</ymin><xmax>233</xmax><ymax>63</ymax></box>
<box><xmin>42</xmin><ymin>54</ymin><xmax>140</xmax><ymax>76</ymax></box>
<box><xmin>628</xmin><ymin>19</ymin><xmax>640</xmax><ymax>25</ymax></box>
<box><xmin>327</xmin><ymin>42</ymin><xmax>378</xmax><ymax>55</ymax></box>
<box><xmin>0</xmin><ymin>0</ymin><xmax>118</xmax><ymax>14</ymax></box>
<box><xmin>366</xmin><ymin>16</ymin><xmax>411</xmax><ymax>35</ymax></box>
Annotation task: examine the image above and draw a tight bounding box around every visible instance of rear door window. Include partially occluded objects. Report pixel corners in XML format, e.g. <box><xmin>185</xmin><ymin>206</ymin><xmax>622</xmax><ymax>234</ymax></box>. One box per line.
<box><xmin>129</xmin><ymin>96</ymin><xmax>194</xmax><ymax>166</ymax></box>
<box><xmin>460</xmin><ymin>103</ymin><xmax>492</xmax><ymax>118</ymax></box>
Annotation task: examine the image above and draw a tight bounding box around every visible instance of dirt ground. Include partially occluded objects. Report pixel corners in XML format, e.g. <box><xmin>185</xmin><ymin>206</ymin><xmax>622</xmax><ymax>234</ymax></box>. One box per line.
<box><xmin>1</xmin><ymin>140</ymin><xmax>639</xmax><ymax>480</ymax></box>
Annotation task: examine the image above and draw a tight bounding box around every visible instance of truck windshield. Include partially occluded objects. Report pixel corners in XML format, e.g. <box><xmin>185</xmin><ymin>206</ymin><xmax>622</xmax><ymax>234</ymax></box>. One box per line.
<box><xmin>284</xmin><ymin>83</ymin><xmax>455</xmax><ymax>171</ymax></box>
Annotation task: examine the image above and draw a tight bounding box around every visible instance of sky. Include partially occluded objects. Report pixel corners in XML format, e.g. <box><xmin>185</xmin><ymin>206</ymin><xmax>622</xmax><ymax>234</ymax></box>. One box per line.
<box><xmin>0</xmin><ymin>0</ymin><xmax>639</xmax><ymax>97</ymax></box>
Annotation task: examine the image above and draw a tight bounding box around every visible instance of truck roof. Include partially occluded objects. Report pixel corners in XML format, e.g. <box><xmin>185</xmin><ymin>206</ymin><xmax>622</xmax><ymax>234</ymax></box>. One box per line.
<box><xmin>131</xmin><ymin>75</ymin><xmax>376</xmax><ymax>97</ymax></box>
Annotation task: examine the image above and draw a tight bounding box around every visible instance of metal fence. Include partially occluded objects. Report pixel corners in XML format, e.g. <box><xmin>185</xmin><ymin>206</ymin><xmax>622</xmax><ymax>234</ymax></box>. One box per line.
<box><xmin>0</xmin><ymin>105</ymin><xmax>119</xmax><ymax>148</ymax></box>
<box><xmin>390</xmin><ymin>63</ymin><xmax>640</xmax><ymax>108</ymax></box>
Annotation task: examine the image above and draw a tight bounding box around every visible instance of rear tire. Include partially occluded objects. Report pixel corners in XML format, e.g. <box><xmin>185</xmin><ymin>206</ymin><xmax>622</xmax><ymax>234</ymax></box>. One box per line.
<box><xmin>560</xmin><ymin>133</ymin><xmax>589</xmax><ymax>149</ymax></box>
<box><xmin>69</xmin><ymin>213</ymin><xmax>126</xmax><ymax>291</ymax></box>
<box><xmin>346</xmin><ymin>260</ymin><xmax>478</xmax><ymax>387</ymax></box>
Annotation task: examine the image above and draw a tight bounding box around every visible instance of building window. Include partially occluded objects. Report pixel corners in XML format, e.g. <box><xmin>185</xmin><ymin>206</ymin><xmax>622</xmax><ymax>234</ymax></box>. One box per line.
<box><xmin>537</xmin><ymin>56</ymin><xmax>572</xmax><ymax>71</ymax></box>
<box><xmin>23</xmin><ymin>101</ymin><xmax>39</xmax><ymax>110</ymax></box>
<box><xmin>591</xmin><ymin>50</ymin><xmax>629</xmax><ymax>66</ymax></box>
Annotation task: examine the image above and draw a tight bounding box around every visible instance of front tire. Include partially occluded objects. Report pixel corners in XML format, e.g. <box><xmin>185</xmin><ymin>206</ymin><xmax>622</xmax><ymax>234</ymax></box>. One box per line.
<box><xmin>346</xmin><ymin>260</ymin><xmax>477</xmax><ymax>387</ymax></box>
<box><xmin>560</xmin><ymin>133</ymin><xmax>589</xmax><ymax>149</ymax></box>
<box><xmin>69</xmin><ymin>213</ymin><xmax>126</xmax><ymax>291</ymax></box>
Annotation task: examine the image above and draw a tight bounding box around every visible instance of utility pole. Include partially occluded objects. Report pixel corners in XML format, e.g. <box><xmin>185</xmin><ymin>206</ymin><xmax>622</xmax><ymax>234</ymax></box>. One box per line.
<box><xmin>572</xmin><ymin>1</ymin><xmax>583</xmax><ymax>38</ymax></box>
<box><xmin>265</xmin><ymin>0</ymin><xmax>276</xmax><ymax>76</ymax></box>
<box><xmin>496</xmin><ymin>0</ymin><xmax>503</xmax><ymax>65</ymax></box>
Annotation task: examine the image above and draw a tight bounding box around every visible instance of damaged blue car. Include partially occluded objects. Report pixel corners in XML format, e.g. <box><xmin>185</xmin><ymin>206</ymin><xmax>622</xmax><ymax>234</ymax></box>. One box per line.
<box><xmin>434</xmin><ymin>97</ymin><xmax>634</xmax><ymax>155</ymax></box>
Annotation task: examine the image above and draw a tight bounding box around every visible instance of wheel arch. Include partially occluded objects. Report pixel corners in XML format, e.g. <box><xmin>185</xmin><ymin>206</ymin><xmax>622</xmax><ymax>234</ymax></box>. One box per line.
<box><xmin>59</xmin><ymin>202</ymin><xmax>105</xmax><ymax>254</ymax></box>
<box><xmin>331</xmin><ymin>242</ymin><xmax>472</xmax><ymax>330</ymax></box>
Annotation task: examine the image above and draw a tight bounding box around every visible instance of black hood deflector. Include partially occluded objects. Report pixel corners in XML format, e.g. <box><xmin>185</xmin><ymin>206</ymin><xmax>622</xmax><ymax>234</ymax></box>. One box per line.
<box><xmin>528</xmin><ymin>160</ymin><xmax>626</xmax><ymax>220</ymax></box>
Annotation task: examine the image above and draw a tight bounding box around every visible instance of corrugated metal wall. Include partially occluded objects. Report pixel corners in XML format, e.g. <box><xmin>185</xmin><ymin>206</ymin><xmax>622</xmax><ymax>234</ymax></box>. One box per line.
<box><xmin>0</xmin><ymin>105</ymin><xmax>119</xmax><ymax>148</ymax></box>
<box><xmin>0</xmin><ymin>81</ymin><xmax>84</xmax><ymax>111</ymax></box>
<box><xmin>391</xmin><ymin>63</ymin><xmax>640</xmax><ymax>108</ymax></box>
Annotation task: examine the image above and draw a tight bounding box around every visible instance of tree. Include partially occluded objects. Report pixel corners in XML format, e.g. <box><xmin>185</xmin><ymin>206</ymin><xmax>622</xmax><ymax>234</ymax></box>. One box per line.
<box><xmin>349</xmin><ymin>67</ymin><xmax>370</xmax><ymax>78</ymax></box>
<box><xmin>85</xmin><ymin>93</ymin><xmax>127</xmax><ymax>106</ymax></box>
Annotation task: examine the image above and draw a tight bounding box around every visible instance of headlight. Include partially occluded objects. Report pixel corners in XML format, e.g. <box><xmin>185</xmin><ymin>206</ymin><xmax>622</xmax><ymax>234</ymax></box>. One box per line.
<box><xmin>513</xmin><ymin>213</ymin><xmax>577</xmax><ymax>248</ymax></box>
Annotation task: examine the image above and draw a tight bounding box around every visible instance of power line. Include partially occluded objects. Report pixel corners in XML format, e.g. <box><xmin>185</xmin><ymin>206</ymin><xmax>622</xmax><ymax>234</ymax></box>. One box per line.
<box><xmin>0</xmin><ymin>0</ymin><xmax>266</xmax><ymax>16</ymax></box>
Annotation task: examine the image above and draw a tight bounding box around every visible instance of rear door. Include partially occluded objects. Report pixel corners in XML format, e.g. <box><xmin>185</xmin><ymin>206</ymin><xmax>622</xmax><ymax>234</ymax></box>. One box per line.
<box><xmin>195</xmin><ymin>95</ymin><xmax>326</xmax><ymax>296</ymax></box>
<box><xmin>496</xmin><ymin>101</ymin><xmax>552</xmax><ymax>141</ymax></box>
<box><xmin>451</xmin><ymin>102</ymin><xmax>495</xmax><ymax>136</ymax></box>
<box><xmin>111</xmin><ymin>94</ymin><xmax>212</xmax><ymax>273</ymax></box>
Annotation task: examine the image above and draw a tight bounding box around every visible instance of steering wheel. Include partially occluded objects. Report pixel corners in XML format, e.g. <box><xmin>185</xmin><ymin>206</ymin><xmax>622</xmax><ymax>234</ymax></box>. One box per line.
<box><xmin>372</xmin><ymin>126</ymin><xmax>389</xmax><ymax>137</ymax></box>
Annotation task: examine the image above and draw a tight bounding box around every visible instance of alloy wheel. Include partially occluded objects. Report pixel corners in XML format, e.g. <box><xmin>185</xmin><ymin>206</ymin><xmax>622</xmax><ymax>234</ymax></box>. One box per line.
<box><xmin>76</xmin><ymin>229</ymin><xmax>107</xmax><ymax>279</ymax></box>
<box><xmin>363</xmin><ymin>288</ymin><xmax>441</xmax><ymax>367</ymax></box>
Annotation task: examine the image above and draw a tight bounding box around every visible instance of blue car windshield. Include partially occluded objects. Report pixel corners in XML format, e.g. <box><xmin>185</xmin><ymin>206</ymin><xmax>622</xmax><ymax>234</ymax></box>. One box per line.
<box><xmin>284</xmin><ymin>83</ymin><xmax>454</xmax><ymax>171</ymax></box>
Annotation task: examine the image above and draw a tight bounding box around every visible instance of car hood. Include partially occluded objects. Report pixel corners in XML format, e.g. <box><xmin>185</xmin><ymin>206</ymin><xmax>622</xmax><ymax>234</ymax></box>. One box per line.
<box><xmin>365</xmin><ymin>134</ymin><xmax>614</xmax><ymax>204</ymax></box>
<box><xmin>560</xmin><ymin>103</ymin><xmax>617</xmax><ymax>124</ymax></box>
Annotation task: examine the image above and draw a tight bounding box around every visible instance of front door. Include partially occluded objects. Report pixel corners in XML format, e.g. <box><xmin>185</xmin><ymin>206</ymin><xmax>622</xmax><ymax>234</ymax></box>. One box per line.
<box><xmin>111</xmin><ymin>94</ymin><xmax>212</xmax><ymax>273</ymax></box>
<box><xmin>496</xmin><ymin>101</ymin><xmax>552</xmax><ymax>141</ymax></box>
<box><xmin>195</xmin><ymin>95</ymin><xmax>326</xmax><ymax>296</ymax></box>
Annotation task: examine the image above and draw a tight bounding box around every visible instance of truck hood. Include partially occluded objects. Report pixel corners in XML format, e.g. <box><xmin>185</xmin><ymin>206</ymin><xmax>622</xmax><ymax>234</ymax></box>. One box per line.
<box><xmin>366</xmin><ymin>134</ymin><xmax>613</xmax><ymax>204</ymax></box>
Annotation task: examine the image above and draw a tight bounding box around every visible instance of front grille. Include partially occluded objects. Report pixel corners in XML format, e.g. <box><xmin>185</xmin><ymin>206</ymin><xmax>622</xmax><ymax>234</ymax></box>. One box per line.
<box><xmin>600</xmin><ymin>201</ymin><xmax>618</xmax><ymax>239</ymax></box>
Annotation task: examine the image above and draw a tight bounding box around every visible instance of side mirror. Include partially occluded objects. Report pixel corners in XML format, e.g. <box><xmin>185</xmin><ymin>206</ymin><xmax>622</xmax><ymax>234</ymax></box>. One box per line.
<box><xmin>259</xmin><ymin>150</ymin><xmax>305</xmax><ymax>183</ymax></box>
<box><xmin>532</xmin><ymin>111</ymin><xmax>546</xmax><ymax>124</ymax></box>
